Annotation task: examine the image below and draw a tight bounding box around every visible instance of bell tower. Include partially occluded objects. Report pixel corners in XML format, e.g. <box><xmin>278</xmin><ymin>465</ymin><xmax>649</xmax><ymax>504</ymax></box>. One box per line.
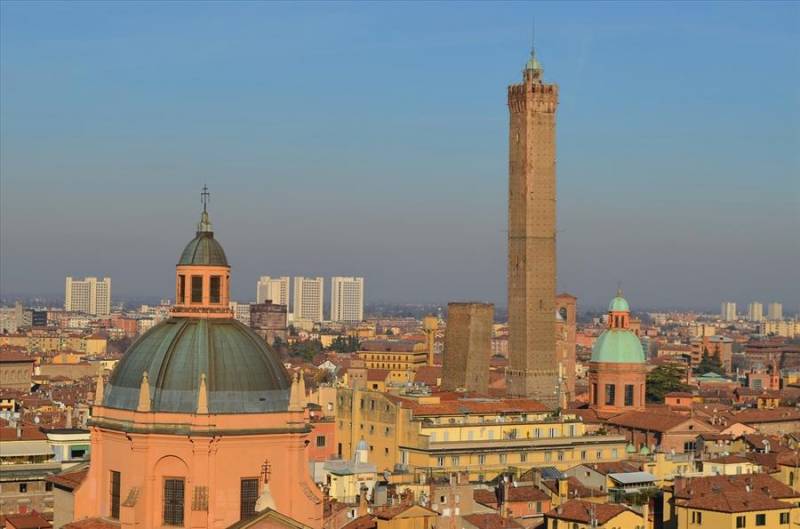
<box><xmin>506</xmin><ymin>47</ymin><xmax>559</xmax><ymax>408</ymax></box>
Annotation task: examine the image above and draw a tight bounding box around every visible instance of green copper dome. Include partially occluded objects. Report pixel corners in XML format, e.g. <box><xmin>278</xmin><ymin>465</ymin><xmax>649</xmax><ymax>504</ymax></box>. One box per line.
<box><xmin>178</xmin><ymin>231</ymin><xmax>228</xmax><ymax>266</ymax></box>
<box><xmin>608</xmin><ymin>296</ymin><xmax>630</xmax><ymax>312</ymax></box>
<box><xmin>178</xmin><ymin>208</ymin><xmax>228</xmax><ymax>266</ymax></box>
<box><xmin>104</xmin><ymin>318</ymin><xmax>291</xmax><ymax>413</ymax></box>
<box><xmin>591</xmin><ymin>329</ymin><xmax>645</xmax><ymax>364</ymax></box>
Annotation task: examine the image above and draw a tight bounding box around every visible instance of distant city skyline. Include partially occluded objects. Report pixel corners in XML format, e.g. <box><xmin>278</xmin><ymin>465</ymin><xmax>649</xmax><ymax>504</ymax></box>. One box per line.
<box><xmin>1</xmin><ymin>2</ymin><xmax>798</xmax><ymax>311</ymax></box>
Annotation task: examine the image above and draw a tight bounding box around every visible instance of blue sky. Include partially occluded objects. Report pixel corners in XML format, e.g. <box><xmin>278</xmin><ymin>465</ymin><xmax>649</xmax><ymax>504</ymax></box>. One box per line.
<box><xmin>1</xmin><ymin>1</ymin><xmax>798</xmax><ymax>312</ymax></box>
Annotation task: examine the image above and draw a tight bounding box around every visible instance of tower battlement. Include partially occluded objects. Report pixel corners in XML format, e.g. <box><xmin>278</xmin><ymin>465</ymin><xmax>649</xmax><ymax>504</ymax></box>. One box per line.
<box><xmin>507</xmin><ymin>83</ymin><xmax>559</xmax><ymax>113</ymax></box>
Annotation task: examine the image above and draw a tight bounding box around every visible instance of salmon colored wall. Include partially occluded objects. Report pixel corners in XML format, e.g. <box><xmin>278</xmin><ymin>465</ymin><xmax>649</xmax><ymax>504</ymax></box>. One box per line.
<box><xmin>75</xmin><ymin>405</ymin><xmax>323</xmax><ymax>529</ymax></box>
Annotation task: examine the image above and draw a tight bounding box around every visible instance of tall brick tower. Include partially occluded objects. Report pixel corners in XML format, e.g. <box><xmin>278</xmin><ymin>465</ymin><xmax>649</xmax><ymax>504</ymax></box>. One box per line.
<box><xmin>506</xmin><ymin>48</ymin><xmax>559</xmax><ymax>407</ymax></box>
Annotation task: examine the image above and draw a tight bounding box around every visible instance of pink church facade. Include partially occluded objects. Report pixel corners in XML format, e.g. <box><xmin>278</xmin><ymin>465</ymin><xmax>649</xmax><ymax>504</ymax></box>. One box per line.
<box><xmin>70</xmin><ymin>194</ymin><xmax>323</xmax><ymax>529</ymax></box>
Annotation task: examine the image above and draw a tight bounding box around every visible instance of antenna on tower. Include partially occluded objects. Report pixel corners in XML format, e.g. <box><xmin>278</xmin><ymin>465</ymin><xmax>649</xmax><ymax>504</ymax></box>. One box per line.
<box><xmin>530</xmin><ymin>16</ymin><xmax>537</xmax><ymax>58</ymax></box>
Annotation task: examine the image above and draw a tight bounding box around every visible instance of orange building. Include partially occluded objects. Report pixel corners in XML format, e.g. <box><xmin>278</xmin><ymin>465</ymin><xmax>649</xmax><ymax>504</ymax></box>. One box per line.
<box><xmin>588</xmin><ymin>290</ymin><xmax>647</xmax><ymax>416</ymax></box>
<box><xmin>66</xmin><ymin>193</ymin><xmax>323</xmax><ymax>529</ymax></box>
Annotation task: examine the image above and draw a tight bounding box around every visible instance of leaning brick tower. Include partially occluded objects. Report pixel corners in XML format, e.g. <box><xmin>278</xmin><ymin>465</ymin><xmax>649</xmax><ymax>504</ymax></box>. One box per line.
<box><xmin>506</xmin><ymin>48</ymin><xmax>559</xmax><ymax>408</ymax></box>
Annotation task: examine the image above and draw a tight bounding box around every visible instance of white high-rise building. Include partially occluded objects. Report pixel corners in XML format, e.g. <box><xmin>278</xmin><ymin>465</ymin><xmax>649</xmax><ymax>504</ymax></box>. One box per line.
<box><xmin>65</xmin><ymin>276</ymin><xmax>112</xmax><ymax>316</ymax></box>
<box><xmin>293</xmin><ymin>277</ymin><xmax>324</xmax><ymax>322</ymax></box>
<box><xmin>720</xmin><ymin>302</ymin><xmax>737</xmax><ymax>322</ymax></box>
<box><xmin>331</xmin><ymin>277</ymin><xmax>364</xmax><ymax>323</ymax></box>
<box><xmin>229</xmin><ymin>301</ymin><xmax>252</xmax><ymax>326</ymax></box>
<box><xmin>256</xmin><ymin>276</ymin><xmax>290</xmax><ymax>306</ymax></box>
<box><xmin>747</xmin><ymin>302</ymin><xmax>764</xmax><ymax>322</ymax></box>
<box><xmin>767</xmin><ymin>302</ymin><xmax>783</xmax><ymax>321</ymax></box>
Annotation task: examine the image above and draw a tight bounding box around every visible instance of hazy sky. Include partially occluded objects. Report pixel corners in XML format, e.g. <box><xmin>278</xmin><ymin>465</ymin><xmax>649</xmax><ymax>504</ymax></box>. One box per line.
<box><xmin>1</xmin><ymin>1</ymin><xmax>798</xmax><ymax>312</ymax></box>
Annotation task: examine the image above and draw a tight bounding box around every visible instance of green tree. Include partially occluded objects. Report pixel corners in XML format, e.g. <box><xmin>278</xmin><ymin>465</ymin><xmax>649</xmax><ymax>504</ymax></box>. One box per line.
<box><xmin>329</xmin><ymin>335</ymin><xmax>360</xmax><ymax>354</ymax></box>
<box><xmin>694</xmin><ymin>350</ymin><xmax>723</xmax><ymax>376</ymax></box>
<box><xmin>646</xmin><ymin>365</ymin><xmax>689</xmax><ymax>403</ymax></box>
<box><xmin>289</xmin><ymin>340</ymin><xmax>322</xmax><ymax>362</ymax></box>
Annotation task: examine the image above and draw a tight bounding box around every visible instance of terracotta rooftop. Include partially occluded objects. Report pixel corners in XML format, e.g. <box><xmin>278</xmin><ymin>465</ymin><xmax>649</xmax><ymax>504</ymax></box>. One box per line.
<box><xmin>339</xmin><ymin>515</ymin><xmax>376</xmax><ymax>529</ymax></box>
<box><xmin>607</xmin><ymin>410</ymin><xmax>708</xmax><ymax>433</ymax></box>
<box><xmin>462</xmin><ymin>513</ymin><xmax>523</xmax><ymax>529</ymax></box>
<box><xmin>62</xmin><ymin>519</ymin><xmax>120</xmax><ymax>529</ymax></box>
<box><xmin>47</xmin><ymin>466</ymin><xmax>89</xmax><ymax>491</ymax></box>
<box><xmin>0</xmin><ymin>351</ymin><xmax>34</xmax><ymax>363</ymax></box>
<box><xmin>545</xmin><ymin>500</ymin><xmax>632</xmax><ymax>524</ymax></box>
<box><xmin>0</xmin><ymin>426</ymin><xmax>47</xmax><ymax>441</ymax></box>
<box><xmin>722</xmin><ymin>408</ymin><xmax>800</xmax><ymax>424</ymax></box>
<box><xmin>372</xmin><ymin>504</ymin><xmax>437</xmax><ymax>520</ymax></box>
<box><xmin>413</xmin><ymin>366</ymin><xmax>441</xmax><ymax>387</ymax></box>
<box><xmin>674</xmin><ymin>474</ymin><xmax>798</xmax><ymax>502</ymax></box>
<box><xmin>706</xmin><ymin>455</ymin><xmax>751</xmax><ymax>465</ymax></box>
<box><xmin>582</xmin><ymin>461</ymin><xmax>641</xmax><ymax>475</ymax></box>
<box><xmin>4</xmin><ymin>511</ymin><xmax>52</xmax><ymax>529</ymax></box>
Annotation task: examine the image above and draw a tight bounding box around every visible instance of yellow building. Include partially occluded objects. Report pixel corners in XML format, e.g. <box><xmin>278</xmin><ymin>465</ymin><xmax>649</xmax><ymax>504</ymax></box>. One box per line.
<box><xmin>357</xmin><ymin>340</ymin><xmax>428</xmax><ymax>384</ymax></box>
<box><xmin>84</xmin><ymin>335</ymin><xmax>107</xmax><ymax>355</ymax></box>
<box><xmin>336</xmin><ymin>388</ymin><xmax>628</xmax><ymax>481</ymax></box>
<box><xmin>700</xmin><ymin>455</ymin><xmax>760</xmax><ymax>476</ymax></box>
<box><xmin>671</xmin><ymin>474</ymin><xmax>799</xmax><ymax>529</ymax></box>
<box><xmin>543</xmin><ymin>499</ymin><xmax>644</xmax><ymax>529</ymax></box>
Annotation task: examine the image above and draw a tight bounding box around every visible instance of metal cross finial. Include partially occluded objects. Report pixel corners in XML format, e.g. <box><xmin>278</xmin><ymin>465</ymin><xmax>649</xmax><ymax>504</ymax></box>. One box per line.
<box><xmin>201</xmin><ymin>185</ymin><xmax>210</xmax><ymax>213</ymax></box>
<box><xmin>530</xmin><ymin>16</ymin><xmax>536</xmax><ymax>57</ymax></box>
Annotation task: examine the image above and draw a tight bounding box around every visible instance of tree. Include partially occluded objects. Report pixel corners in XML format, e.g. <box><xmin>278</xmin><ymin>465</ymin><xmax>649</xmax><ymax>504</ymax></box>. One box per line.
<box><xmin>289</xmin><ymin>340</ymin><xmax>322</xmax><ymax>362</ymax></box>
<box><xmin>695</xmin><ymin>350</ymin><xmax>723</xmax><ymax>376</ymax></box>
<box><xmin>330</xmin><ymin>335</ymin><xmax>360</xmax><ymax>354</ymax></box>
<box><xmin>646</xmin><ymin>365</ymin><xmax>689</xmax><ymax>403</ymax></box>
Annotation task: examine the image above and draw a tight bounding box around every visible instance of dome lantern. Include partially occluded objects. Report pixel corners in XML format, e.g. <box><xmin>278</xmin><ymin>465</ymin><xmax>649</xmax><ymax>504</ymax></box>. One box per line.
<box><xmin>173</xmin><ymin>187</ymin><xmax>232</xmax><ymax>318</ymax></box>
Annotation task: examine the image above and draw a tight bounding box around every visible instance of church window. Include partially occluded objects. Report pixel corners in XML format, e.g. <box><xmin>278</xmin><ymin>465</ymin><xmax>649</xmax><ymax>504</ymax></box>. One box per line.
<box><xmin>110</xmin><ymin>471</ymin><xmax>121</xmax><ymax>519</ymax></box>
<box><xmin>240</xmin><ymin>478</ymin><xmax>259</xmax><ymax>519</ymax></box>
<box><xmin>178</xmin><ymin>275</ymin><xmax>186</xmax><ymax>304</ymax></box>
<box><xmin>624</xmin><ymin>385</ymin><xmax>634</xmax><ymax>406</ymax></box>
<box><xmin>191</xmin><ymin>276</ymin><xmax>202</xmax><ymax>303</ymax></box>
<box><xmin>163</xmin><ymin>478</ymin><xmax>185</xmax><ymax>526</ymax></box>
<box><xmin>210</xmin><ymin>276</ymin><xmax>221</xmax><ymax>304</ymax></box>
<box><xmin>605</xmin><ymin>384</ymin><xmax>616</xmax><ymax>406</ymax></box>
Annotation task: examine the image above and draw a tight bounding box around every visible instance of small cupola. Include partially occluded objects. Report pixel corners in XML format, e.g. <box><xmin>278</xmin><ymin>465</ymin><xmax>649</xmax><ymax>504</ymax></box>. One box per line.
<box><xmin>173</xmin><ymin>186</ymin><xmax>232</xmax><ymax>318</ymax></box>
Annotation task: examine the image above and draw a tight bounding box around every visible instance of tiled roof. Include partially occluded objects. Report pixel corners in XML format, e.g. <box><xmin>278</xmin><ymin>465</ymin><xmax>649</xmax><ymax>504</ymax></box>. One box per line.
<box><xmin>0</xmin><ymin>426</ymin><xmax>47</xmax><ymax>441</ymax></box>
<box><xmin>4</xmin><ymin>511</ymin><xmax>52</xmax><ymax>529</ymax></box>
<box><xmin>339</xmin><ymin>515</ymin><xmax>376</xmax><ymax>529</ymax></box>
<box><xmin>0</xmin><ymin>351</ymin><xmax>34</xmax><ymax>363</ymax></box>
<box><xmin>583</xmin><ymin>461</ymin><xmax>641</xmax><ymax>475</ymax></box>
<box><xmin>674</xmin><ymin>474</ymin><xmax>798</xmax><ymax>503</ymax></box>
<box><xmin>606</xmin><ymin>410</ymin><xmax>705</xmax><ymax>433</ymax></box>
<box><xmin>683</xmin><ymin>491</ymin><xmax>790</xmax><ymax>513</ymax></box>
<box><xmin>545</xmin><ymin>500</ymin><xmax>632</xmax><ymax>524</ymax></box>
<box><xmin>413</xmin><ymin>366</ymin><xmax>441</xmax><ymax>387</ymax></box>
<box><xmin>372</xmin><ymin>504</ymin><xmax>437</xmax><ymax>520</ymax></box>
<box><xmin>462</xmin><ymin>513</ymin><xmax>523</xmax><ymax>529</ymax></box>
<box><xmin>47</xmin><ymin>466</ymin><xmax>89</xmax><ymax>491</ymax></box>
<box><xmin>722</xmin><ymin>408</ymin><xmax>800</xmax><ymax>424</ymax></box>
<box><xmin>62</xmin><ymin>519</ymin><xmax>120</xmax><ymax>529</ymax></box>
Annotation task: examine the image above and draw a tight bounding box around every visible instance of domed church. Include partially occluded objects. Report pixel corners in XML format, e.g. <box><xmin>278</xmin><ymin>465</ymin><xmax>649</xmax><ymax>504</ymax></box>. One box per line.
<box><xmin>71</xmin><ymin>192</ymin><xmax>323</xmax><ymax>528</ymax></box>
<box><xmin>588</xmin><ymin>289</ymin><xmax>647</xmax><ymax>416</ymax></box>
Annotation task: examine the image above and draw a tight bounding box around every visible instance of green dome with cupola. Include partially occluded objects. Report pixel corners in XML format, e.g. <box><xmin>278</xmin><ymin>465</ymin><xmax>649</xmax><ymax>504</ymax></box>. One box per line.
<box><xmin>591</xmin><ymin>289</ymin><xmax>645</xmax><ymax>364</ymax></box>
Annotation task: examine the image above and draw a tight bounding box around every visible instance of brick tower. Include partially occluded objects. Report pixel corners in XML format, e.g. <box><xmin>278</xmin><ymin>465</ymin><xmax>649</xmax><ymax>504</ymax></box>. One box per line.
<box><xmin>506</xmin><ymin>48</ymin><xmax>559</xmax><ymax>407</ymax></box>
